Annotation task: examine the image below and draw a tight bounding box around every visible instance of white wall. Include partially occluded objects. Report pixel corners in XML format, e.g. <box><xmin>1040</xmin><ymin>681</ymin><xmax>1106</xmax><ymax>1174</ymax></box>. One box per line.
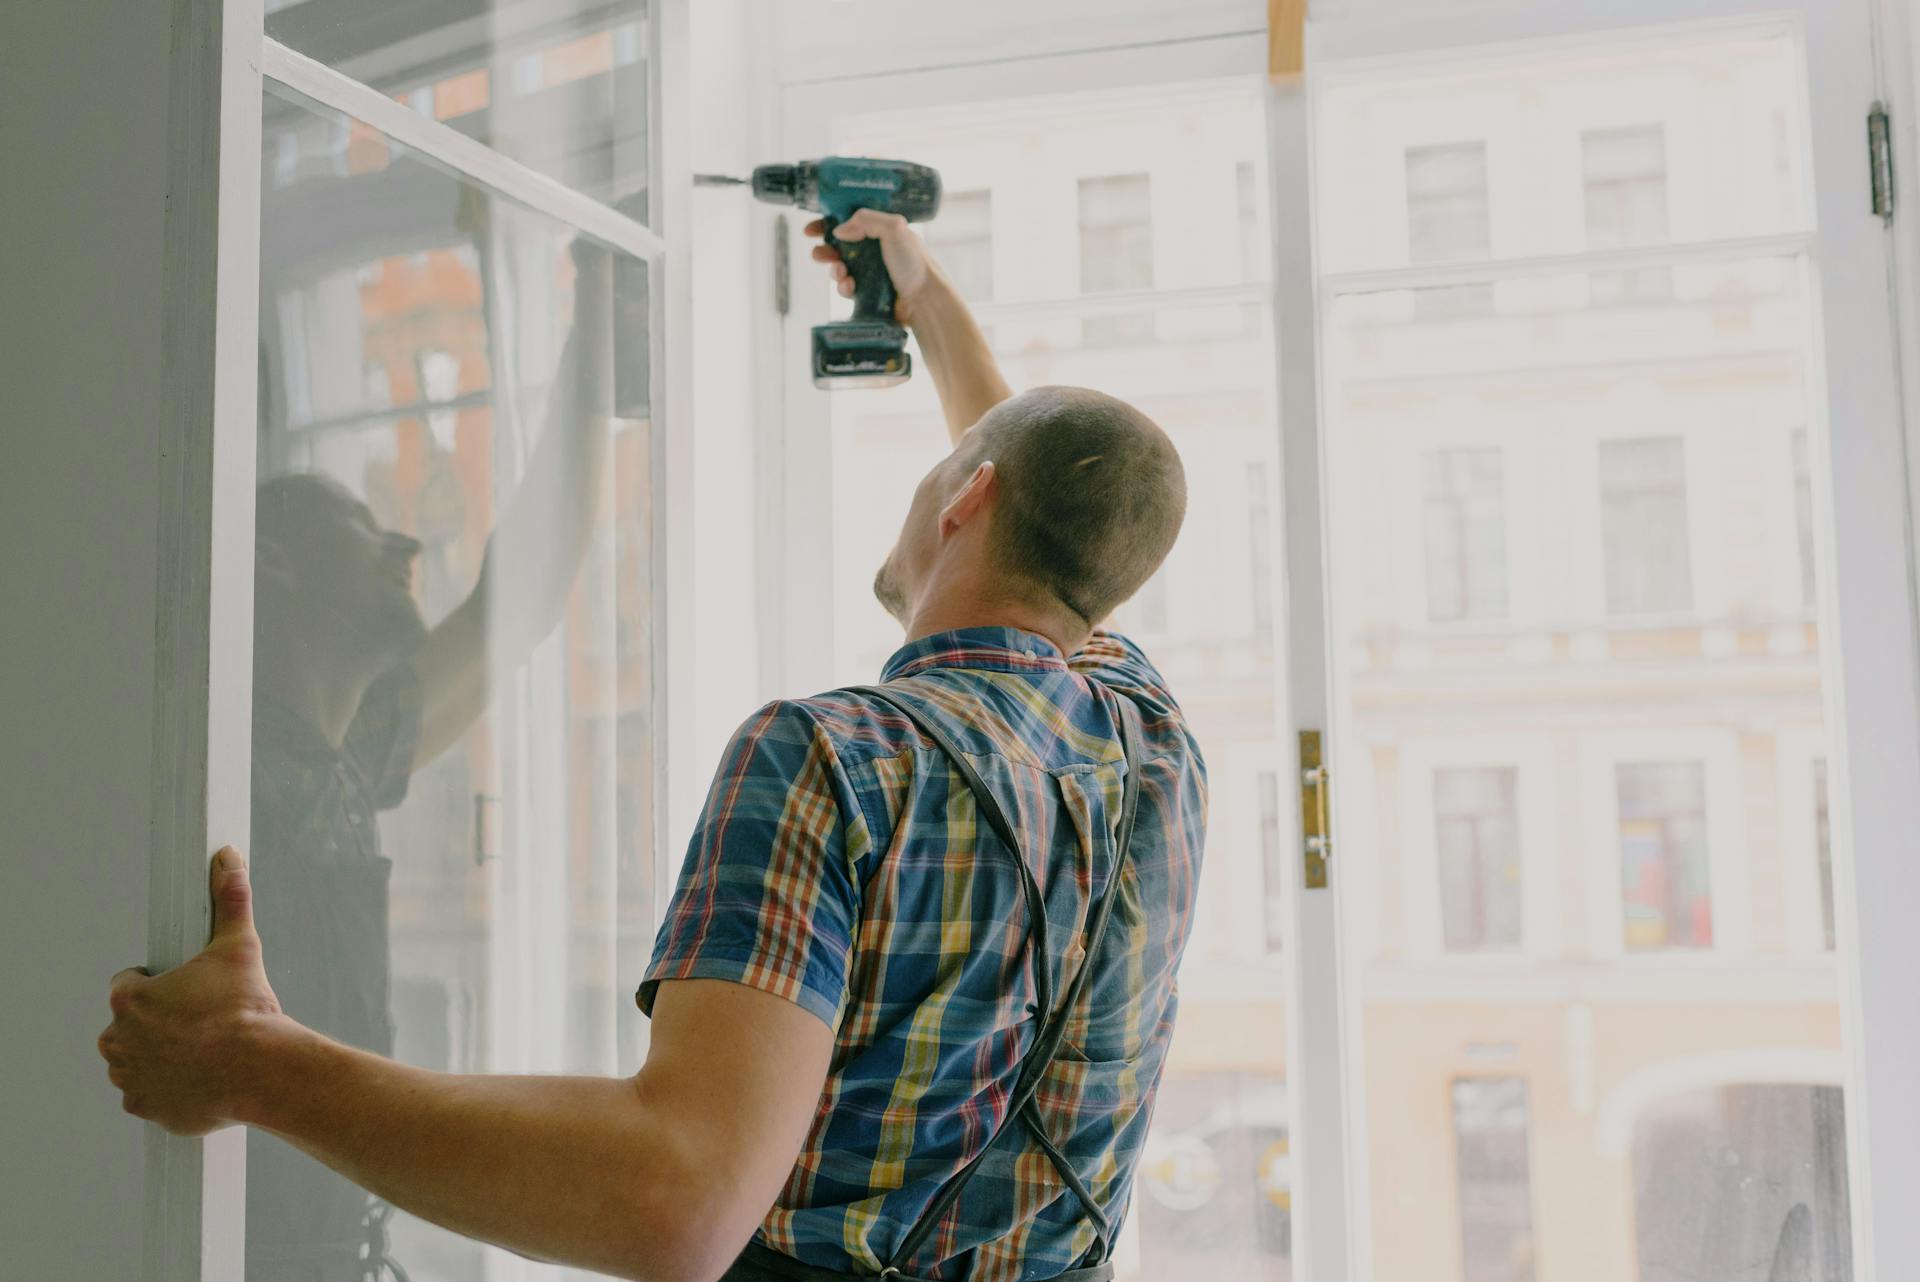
<box><xmin>674</xmin><ymin>0</ymin><xmax>784</xmax><ymax>866</ymax></box>
<box><xmin>0</xmin><ymin>0</ymin><xmax>173</xmax><ymax>1272</ymax></box>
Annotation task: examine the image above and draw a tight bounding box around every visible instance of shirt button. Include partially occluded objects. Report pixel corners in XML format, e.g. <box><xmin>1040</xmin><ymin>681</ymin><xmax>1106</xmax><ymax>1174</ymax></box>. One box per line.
<box><xmin>1023</xmin><ymin>648</ymin><xmax>1037</xmax><ymax>660</ymax></box>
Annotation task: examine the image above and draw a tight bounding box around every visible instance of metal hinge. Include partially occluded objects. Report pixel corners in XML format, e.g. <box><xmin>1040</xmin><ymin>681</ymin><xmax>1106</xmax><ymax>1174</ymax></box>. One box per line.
<box><xmin>1870</xmin><ymin>103</ymin><xmax>1895</xmax><ymax>223</ymax></box>
<box><xmin>773</xmin><ymin>213</ymin><xmax>792</xmax><ymax>315</ymax></box>
<box><xmin>1300</xmin><ymin>731</ymin><xmax>1331</xmax><ymax>890</ymax></box>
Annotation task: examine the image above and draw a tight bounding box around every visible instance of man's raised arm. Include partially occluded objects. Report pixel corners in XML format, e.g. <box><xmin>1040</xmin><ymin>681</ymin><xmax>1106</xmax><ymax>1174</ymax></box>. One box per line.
<box><xmin>808</xmin><ymin>209</ymin><xmax>1012</xmax><ymax>445</ymax></box>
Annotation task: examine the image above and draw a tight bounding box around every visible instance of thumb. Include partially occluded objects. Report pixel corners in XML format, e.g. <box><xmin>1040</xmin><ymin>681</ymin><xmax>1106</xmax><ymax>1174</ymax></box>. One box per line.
<box><xmin>208</xmin><ymin>847</ymin><xmax>257</xmax><ymax>944</ymax></box>
<box><xmin>832</xmin><ymin>208</ymin><xmax>902</xmax><ymax>243</ymax></box>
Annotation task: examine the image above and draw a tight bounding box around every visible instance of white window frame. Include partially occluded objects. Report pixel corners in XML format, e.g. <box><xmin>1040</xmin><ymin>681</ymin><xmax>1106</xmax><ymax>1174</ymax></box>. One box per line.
<box><xmin>155</xmin><ymin>0</ymin><xmax>692</xmax><ymax>1275</ymax></box>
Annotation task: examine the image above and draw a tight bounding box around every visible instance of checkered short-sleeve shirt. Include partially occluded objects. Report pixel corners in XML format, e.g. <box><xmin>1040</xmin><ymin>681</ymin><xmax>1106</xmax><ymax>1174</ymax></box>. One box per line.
<box><xmin>640</xmin><ymin>627</ymin><xmax>1207</xmax><ymax>1282</ymax></box>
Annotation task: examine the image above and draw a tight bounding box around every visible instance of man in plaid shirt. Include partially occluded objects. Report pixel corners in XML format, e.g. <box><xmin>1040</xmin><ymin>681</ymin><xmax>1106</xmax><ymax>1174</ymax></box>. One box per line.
<box><xmin>102</xmin><ymin>207</ymin><xmax>1205</xmax><ymax>1282</ymax></box>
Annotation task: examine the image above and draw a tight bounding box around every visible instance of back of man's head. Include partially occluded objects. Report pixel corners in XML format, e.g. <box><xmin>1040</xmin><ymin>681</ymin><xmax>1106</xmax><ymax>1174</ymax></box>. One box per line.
<box><xmin>964</xmin><ymin>386</ymin><xmax>1186</xmax><ymax>627</ymax></box>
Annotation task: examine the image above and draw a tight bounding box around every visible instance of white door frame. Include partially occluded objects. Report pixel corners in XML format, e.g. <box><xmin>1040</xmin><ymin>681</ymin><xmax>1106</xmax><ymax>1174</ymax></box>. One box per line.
<box><xmin>1304</xmin><ymin>2</ymin><xmax>1920</xmax><ymax>1280</ymax></box>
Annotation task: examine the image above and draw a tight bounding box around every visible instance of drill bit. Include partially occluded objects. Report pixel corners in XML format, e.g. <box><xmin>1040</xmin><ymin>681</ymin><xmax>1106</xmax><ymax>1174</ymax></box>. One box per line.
<box><xmin>694</xmin><ymin>174</ymin><xmax>749</xmax><ymax>187</ymax></box>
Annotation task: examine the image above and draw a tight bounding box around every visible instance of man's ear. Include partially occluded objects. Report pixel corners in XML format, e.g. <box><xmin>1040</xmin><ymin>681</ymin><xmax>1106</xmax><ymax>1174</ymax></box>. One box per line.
<box><xmin>938</xmin><ymin>461</ymin><xmax>996</xmax><ymax>539</ymax></box>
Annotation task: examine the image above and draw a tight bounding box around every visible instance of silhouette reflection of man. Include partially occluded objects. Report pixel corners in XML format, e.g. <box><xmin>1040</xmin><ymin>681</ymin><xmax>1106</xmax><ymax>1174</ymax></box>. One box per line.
<box><xmin>246</xmin><ymin>240</ymin><xmax>614</xmax><ymax>1282</ymax></box>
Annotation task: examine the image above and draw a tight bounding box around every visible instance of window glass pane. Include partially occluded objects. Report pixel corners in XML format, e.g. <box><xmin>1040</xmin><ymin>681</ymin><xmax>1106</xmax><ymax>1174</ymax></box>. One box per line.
<box><xmin>829</xmin><ymin>84</ymin><xmax>1285</xmax><ymax>1282</ymax></box>
<box><xmin>1424</xmin><ymin>448</ymin><xmax>1509</xmax><ymax>623</ymax></box>
<box><xmin>1599</xmin><ymin>437</ymin><xmax>1693</xmax><ymax>616</ymax></box>
<box><xmin>1617</xmin><ymin>762</ymin><xmax>1712</xmax><ymax>950</ymax></box>
<box><xmin>1435</xmin><ymin>767</ymin><xmax>1522</xmax><ymax>951</ymax></box>
<box><xmin>253</xmin><ymin>83</ymin><xmax>656</xmax><ymax>1280</ymax></box>
<box><xmin>1452</xmin><ymin>1078</ymin><xmax>1536</xmax><ymax>1282</ymax></box>
<box><xmin>1317</xmin><ymin>26</ymin><xmax>1852</xmax><ymax>1282</ymax></box>
<box><xmin>266</xmin><ymin>0</ymin><xmax>651</xmax><ymax>208</ymax></box>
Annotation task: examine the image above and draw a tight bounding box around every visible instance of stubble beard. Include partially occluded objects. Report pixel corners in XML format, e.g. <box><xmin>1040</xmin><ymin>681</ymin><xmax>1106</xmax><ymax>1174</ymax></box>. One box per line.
<box><xmin>873</xmin><ymin>554</ymin><xmax>909</xmax><ymax>625</ymax></box>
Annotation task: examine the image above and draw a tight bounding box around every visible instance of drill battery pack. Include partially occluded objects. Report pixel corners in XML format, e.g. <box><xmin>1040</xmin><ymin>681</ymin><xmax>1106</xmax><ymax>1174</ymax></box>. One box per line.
<box><xmin>812</xmin><ymin>320</ymin><xmax>912</xmax><ymax>390</ymax></box>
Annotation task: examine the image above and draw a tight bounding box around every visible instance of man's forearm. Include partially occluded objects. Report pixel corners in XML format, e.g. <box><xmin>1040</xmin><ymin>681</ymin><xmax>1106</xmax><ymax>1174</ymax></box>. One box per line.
<box><xmin>910</xmin><ymin>273</ymin><xmax>1014</xmax><ymax>445</ymax></box>
<box><xmin>237</xmin><ymin>1021</ymin><xmax>707</xmax><ymax>1282</ymax></box>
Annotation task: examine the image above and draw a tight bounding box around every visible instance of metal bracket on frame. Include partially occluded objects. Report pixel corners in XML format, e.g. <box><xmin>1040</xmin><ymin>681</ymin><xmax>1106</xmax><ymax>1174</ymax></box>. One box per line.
<box><xmin>1300</xmin><ymin>730</ymin><xmax>1331</xmax><ymax>889</ymax></box>
<box><xmin>1870</xmin><ymin>102</ymin><xmax>1894</xmax><ymax>222</ymax></box>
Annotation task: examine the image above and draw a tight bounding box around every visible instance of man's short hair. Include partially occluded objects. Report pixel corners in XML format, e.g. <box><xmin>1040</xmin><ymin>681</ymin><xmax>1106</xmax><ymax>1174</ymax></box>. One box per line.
<box><xmin>964</xmin><ymin>386</ymin><xmax>1187</xmax><ymax>626</ymax></box>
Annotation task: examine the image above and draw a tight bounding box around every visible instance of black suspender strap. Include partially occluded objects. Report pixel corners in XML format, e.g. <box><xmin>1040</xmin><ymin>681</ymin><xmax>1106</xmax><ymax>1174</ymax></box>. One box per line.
<box><xmin>849</xmin><ymin>684</ymin><xmax>1145</xmax><ymax>1277</ymax></box>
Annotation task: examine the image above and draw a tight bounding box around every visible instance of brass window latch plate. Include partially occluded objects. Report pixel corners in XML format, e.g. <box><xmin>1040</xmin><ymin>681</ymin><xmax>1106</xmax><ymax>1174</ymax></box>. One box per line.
<box><xmin>1300</xmin><ymin>730</ymin><xmax>1331</xmax><ymax>890</ymax></box>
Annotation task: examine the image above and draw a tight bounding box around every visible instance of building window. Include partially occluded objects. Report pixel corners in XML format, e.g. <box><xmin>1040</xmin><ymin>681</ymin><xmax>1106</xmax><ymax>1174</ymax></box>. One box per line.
<box><xmin>1249</xmin><ymin>460</ymin><xmax>1277</xmax><ymax>655</ymax></box>
<box><xmin>925</xmin><ymin>188</ymin><xmax>994</xmax><ymax>303</ymax></box>
<box><xmin>1078</xmin><ymin>173</ymin><xmax>1154</xmax><ymax>346</ymax></box>
<box><xmin>1599</xmin><ymin>437</ymin><xmax>1693</xmax><ymax>616</ymax></box>
<box><xmin>1583</xmin><ymin>125</ymin><xmax>1671</xmax><ymax>303</ymax></box>
<box><xmin>1435</xmin><ymin>767</ymin><xmax>1523</xmax><ymax>952</ymax></box>
<box><xmin>1617</xmin><ymin>761</ymin><xmax>1713</xmax><ymax>950</ymax></box>
<box><xmin>1259</xmin><ymin>769</ymin><xmax>1285</xmax><ymax>954</ymax></box>
<box><xmin>1406</xmin><ymin>141</ymin><xmax>1493</xmax><ymax>318</ymax></box>
<box><xmin>1424</xmin><ymin>448</ymin><xmax>1510</xmax><ymax>623</ymax></box>
<box><xmin>1237</xmin><ymin>160</ymin><xmax>1265</xmax><ymax>282</ymax></box>
<box><xmin>1792</xmin><ymin>428</ymin><xmax>1817</xmax><ymax>609</ymax></box>
<box><xmin>1813</xmin><ymin>757</ymin><xmax>1835</xmax><ymax>952</ymax></box>
<box><xmin>1452</xmin><ymin>1078</ymin><xmax>1537</xmax><ymax>1282</ymax></box>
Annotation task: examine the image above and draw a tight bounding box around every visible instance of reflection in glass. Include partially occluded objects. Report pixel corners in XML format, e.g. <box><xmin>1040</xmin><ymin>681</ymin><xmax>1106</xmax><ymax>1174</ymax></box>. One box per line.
<box><xmin>252</xmin><ymin>84</ymin><xmax>654</xmax><ymax>1281</ymax></box>
<box><xmin>1319</xmin><ymin>26</ymin><xmax>1853</xmax><ymax>1282</ymax></box>
<box><xmin>266</xmin><ymin>0</ymin><xmax>651</xmax><ymax>207</ymax></box>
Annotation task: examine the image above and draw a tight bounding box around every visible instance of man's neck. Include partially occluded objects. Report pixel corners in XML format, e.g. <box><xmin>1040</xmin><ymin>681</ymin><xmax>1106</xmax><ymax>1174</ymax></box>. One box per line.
<box><xmin>903</xmin><ymin>599</ymin><xmax>1087</xmax><ymax>662</ymax></box>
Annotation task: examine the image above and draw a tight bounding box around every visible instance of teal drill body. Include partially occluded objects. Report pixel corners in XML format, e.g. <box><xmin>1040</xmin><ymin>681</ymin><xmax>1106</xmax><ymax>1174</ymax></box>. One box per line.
<box><xmin>750</xmin><ymin>157</ymin><xmax>943</xmax><ymax>389</ymax></box>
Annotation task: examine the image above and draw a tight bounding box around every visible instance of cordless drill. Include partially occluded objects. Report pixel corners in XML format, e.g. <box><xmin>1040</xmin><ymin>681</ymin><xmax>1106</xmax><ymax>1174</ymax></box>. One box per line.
<box><xmin>705</xmin><ymin>158</ymin><xmax>943</xmax><ymax>389</ymax></box>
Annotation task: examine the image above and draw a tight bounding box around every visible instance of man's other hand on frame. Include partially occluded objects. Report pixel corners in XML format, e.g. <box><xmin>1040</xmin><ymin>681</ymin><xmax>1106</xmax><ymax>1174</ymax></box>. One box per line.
<box><xmin>99</xmin><ymin>847</ymin><xmax>284</xmax><ymax>1136</ymax></box>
